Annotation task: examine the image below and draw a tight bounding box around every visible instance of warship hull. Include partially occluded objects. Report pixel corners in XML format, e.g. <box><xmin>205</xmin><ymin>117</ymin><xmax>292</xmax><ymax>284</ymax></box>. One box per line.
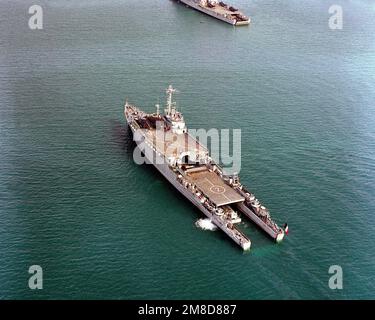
<box><xmin>123</xmin><ymin>85</ymin><xmax>285</xmax><ymax>251</ymax></box>
<box><xmin>126</xmin><ymin>119</ymin><xmax>251</xmax><ymax>251</ymax></box>
<box><xmin>236</xmin><ymin>203</ymin><xmax>285</xmax><ymax>242</ymax></box>
<box><xmin>177</xmin><ymin>0</ymin><xmax>250</xmax><ymax>26</ymax></box>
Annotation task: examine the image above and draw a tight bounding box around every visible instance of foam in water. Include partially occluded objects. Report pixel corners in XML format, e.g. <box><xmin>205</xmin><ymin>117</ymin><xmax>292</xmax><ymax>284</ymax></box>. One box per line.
<box><xmin>195</xmin><ymin>218</ymin><xmax>217</xmax><ymax>231</ymax></box>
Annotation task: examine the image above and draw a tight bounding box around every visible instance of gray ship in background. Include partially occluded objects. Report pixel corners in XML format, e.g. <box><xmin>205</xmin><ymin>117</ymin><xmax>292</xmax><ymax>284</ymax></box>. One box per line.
<box><xmin>124</xmin><ymin>86</ymin><xmax>286</xmax><ymax>251</ymax></box>
<box><xmin>176</xmin><ymin>0</ymin><xmax>250</xmax><ymax>26</ymax></box>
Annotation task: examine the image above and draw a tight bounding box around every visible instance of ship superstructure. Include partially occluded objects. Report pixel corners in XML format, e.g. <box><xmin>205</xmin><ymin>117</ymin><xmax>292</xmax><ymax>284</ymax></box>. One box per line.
<box><xmin>124</xmin><ymin>86</ymin><xmax>285</xmax><ymax>251</ymax></box>
<box><xmin>176</xmin><ymin>0</ymin><xmax>250</xmax><ymax>26</ymax></box>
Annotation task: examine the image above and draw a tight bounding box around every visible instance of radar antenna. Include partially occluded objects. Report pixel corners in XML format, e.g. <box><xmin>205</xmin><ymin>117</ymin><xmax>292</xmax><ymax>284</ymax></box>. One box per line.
<box><xmin>165</xmin><ymin>85</ymin><xmax>178</xmax><ymax>116</ymax></box>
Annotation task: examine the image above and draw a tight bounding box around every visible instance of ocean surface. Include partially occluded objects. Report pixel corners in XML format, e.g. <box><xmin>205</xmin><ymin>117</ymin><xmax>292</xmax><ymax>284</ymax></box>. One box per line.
<box><xmin>0</xmin><ymin>0</ymin><xmax>374</xmax><ymax>299</ymax></box>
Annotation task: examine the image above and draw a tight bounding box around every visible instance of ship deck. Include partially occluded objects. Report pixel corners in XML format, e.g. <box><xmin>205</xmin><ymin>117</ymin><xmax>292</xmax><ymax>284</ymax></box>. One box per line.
<box><xmin>206</xmin><ymin>5</ymin><xmax>240</xmax><ymax>16</ymax></box>
<box><xmin>143</xmin><ymin>129</ymin><xmax>208</xmax><ymax>159</ymax></box>
<box><xmin>181</xmin><ymin>1</ymin><xmax>247</xmax><ymax>19</ymax></box>
<box><xmin>186</xmin><ymin>169</ymin><xmax>244</xmax><ymax>207</ymax></box>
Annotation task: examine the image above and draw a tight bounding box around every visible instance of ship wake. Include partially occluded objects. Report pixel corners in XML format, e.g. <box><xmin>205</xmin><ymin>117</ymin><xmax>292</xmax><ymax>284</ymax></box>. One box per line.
<box><xmin>195</xmin><ymin>218</ymin><xmax>217</xmax><ymax>231</ymax></box>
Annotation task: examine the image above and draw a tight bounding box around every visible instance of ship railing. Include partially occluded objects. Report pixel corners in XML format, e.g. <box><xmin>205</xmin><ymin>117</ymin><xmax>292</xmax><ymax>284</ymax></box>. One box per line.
<box><xmin>176</xmin><ymin>174</ymin><xmax>211</xmax><ymax>207</ymax></box>
<box><xmin>186</xmin><ymin>131</ymin><xmax>208</xmax><ymax>154</ymax></box>
<box><xmin>230</xmin><ymin>224</ymin><xmax>250</xmax><ymax>243</ymax></box>
<box><xmin>176</xmin><ymin>170</ymin><xmax>245</xmax><ymax>224</ymax></box>
<box><xmin>247</xmin><ymin>202</ymin><xmax>282</xmax><ymax>233</ymax></box>
<box><xmin>175</xmin><ymin>170</ymin><xmax>250</xmax><ymax>243</ymax></box>
<box><xmin>236</xmin><ymin>185</ymin><xmax>283</xmax><ymax>234</ymax></box>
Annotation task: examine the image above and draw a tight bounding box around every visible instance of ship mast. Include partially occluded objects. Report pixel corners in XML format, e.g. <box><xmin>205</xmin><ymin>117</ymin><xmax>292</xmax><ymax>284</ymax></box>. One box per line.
<box><xmin>165</xmin><ymin>85</ymin><xmax>177</xmax><ymax>116</ymax></box>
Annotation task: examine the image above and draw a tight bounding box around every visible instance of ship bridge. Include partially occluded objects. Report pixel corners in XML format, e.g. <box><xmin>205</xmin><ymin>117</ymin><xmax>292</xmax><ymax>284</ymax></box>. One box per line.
<box><xmin>185</xmin><ymin>168</ymin><xmax>245</xmax><ymax>207</ymax></box>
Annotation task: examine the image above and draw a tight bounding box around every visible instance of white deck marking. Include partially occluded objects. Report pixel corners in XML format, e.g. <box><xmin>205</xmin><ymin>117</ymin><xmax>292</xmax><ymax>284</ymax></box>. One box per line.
<box><xmin>204</xmin><ymin>178</ymin><xmax>232</xmax><ymax>202</ymax></box>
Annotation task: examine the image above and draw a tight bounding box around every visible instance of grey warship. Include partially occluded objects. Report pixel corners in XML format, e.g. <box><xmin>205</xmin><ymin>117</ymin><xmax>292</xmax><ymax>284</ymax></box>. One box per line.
<box><xmin>176</xmin><ymin>0</ymin><xmax>250</xmax><ymax>26</ymax></box>
<box><xmin>124</xmin><ymin>86</ymin><xmax>286</xmax><ymax>250</ymax></box>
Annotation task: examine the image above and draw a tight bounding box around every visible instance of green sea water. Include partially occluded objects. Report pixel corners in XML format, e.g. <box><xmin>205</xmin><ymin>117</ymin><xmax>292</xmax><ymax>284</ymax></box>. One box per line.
<box><xmin>0</xmin><ymin>0</ymin><xmax>374</xmax><ymax>299</ymax></box>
